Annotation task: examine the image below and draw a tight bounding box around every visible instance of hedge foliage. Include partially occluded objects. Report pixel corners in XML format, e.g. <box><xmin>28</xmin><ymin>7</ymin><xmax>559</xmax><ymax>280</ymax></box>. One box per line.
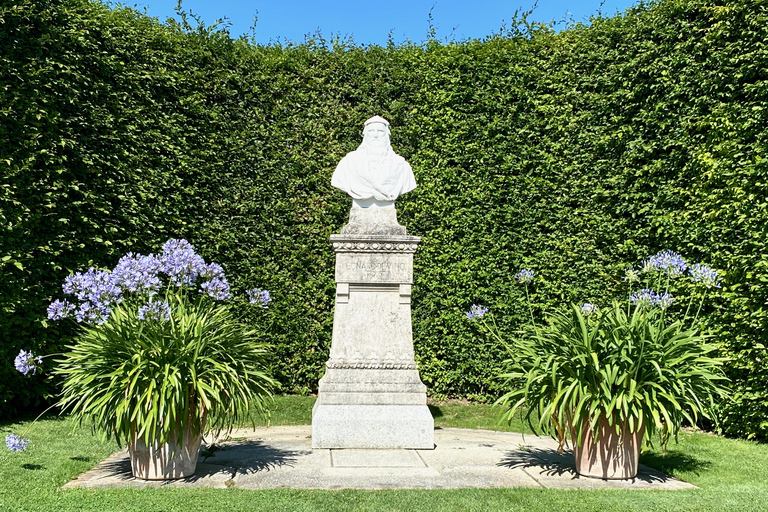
<box><xmin>1</xmin><ymin>0</ymin><xmax>766</xmax><ymax>438</ymax></box>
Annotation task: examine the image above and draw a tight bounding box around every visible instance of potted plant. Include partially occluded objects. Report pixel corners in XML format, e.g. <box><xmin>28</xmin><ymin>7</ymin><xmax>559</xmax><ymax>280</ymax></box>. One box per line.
<box><xmin>35</xmin><ymin>239</ymin><xmax>275</xmax><ymax>480</ymax></box>
<box><xmin>467</xmin><ymin>252</ymin><xmax>729</xmax><ymax>479</ymax></box>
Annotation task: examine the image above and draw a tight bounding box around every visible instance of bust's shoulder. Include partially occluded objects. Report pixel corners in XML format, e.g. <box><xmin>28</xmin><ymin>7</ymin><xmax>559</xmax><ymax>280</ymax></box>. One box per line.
<box><xmin>341</xmin><ymin>148</ymin><xmax>365</xmax><ymax>161</ymax></box>
<box><xmin>391</xmin><ymin>152</ymin><xmax>410</xmax><ymax>168</ymax></box>
<box><xmin>336</xmin><ymin>150</ymin><xmax>359</xmax><ymax>168</ymax></box>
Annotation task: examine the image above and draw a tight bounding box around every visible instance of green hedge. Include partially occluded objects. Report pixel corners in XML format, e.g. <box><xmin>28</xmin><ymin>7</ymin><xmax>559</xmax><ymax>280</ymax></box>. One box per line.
<box><xmin>1</xmin><ymin>0</ymin><xmax>766</xmax><ymax>439</ymax></box>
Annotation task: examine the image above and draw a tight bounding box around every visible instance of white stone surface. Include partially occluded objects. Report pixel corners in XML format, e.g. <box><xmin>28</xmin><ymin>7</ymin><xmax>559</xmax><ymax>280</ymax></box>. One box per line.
<box><xmin>314</xmin><ymin>167</ymin><xmax>433</xmax><ymax>448</ymax></box>
<box><xmin>340</xmin><ymin>207</ymin><xmax>406</xmax><ymax>235</ymax></box>
<box><xmin>312</xmin><ymin>405</ymin><xmax>434</xmax><ymax>449</ymax></box>
<box><xmin>331</xmin><ymin>116</ymin><xmax>416</xmax><ymax>203</ymax></box>
<box><xmin>66</xmin><ymin>426</ymin><xmax>697</xmax><ymax>491</ymax></box>
<box><xmin>312</xmin><ymin>231</ymin><xmax>435</xmax><ymax>448</ymax></box>
<box><xmin>331</xmin><ymin>449</ymin><xmax>425</xmax><ymax>468</ymax></box>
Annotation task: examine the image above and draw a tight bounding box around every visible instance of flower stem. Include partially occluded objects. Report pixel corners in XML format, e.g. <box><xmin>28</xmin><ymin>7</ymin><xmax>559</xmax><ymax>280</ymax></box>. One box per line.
<box><xmin>18</xmin><ymin>403</ymin><xmax>59</xmax><ymax>439</ymax></box>
<box><xmin>39</xmin><ymin>353</ymin><xmax>65</xmax><ymax>360</ymax></box>
<box><xmin>525</xmin><ymin>285</ymin><xmax>535</xmax><ymax>327</ymax></box>
<box><xmin>480</xmin><ymin>317</ymin><xmax>505</xmax><ymax>345</ymax></box>
<box><xmin>683</xmin><ymin>294</ymin><xmax>694</xmax><ymax>325</ymax></box>
<box><xmin>693</xmin><ymin>289</ymin><xmax>708</xmax><ymax>323</ymax></box>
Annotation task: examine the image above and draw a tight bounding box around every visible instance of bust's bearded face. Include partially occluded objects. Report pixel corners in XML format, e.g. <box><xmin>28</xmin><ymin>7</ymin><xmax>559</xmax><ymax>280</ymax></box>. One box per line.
<box><xmin>362</xmin><ymin>123</ymin><xmax>389</xmax><ymax>150</ymax></box>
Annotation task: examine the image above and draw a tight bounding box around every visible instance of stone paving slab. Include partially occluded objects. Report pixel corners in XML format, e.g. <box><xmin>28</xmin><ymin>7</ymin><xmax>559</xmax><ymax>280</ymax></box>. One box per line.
<box><xmin>63</xmin><ymin>426</ymin><xmax>695</xmax><ymax>491</ymax></box>
<box><xmin>332</xmin><ymin>449</ymin><xmax>425</xmax><ymax>468</ymax></box>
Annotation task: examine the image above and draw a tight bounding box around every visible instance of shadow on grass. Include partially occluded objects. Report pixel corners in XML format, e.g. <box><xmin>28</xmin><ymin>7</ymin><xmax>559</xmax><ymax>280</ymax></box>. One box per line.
<box><xmin>0</xmin><ymin>406</ymin><xmax>66</xmax><ymax>428</ymax></box>
<box><xmin>22</xmin><ymin>463</ymin><xmax>44</xmax><ymax>470</ymax></box>
<box><xmin>499</xmin><ymin>448</ymin><xmax>685</xmax><ymax>484</ymax></box>
<box><xmin>428</xmin><ymin>405</ymin><xmax>444</xmax><ymax>419</ymax></box>
<box><xmin>641</xmin><ymin>449</ymin><xmax>712</xmax><ymax>478</ymax></box>
<box><xmin>92</xmin><ymin>440</ymin><xmax>299</xmax><ymax>485</ymax></box>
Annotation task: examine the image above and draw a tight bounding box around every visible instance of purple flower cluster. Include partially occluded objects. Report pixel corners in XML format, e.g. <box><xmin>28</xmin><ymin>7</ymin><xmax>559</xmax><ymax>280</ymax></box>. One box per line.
<box><xmin>201</xmin><ymin>262</ymin><xmax>226</xmax><ymax>280</ymax></box>
<box><xmin>160</xmin><ymin>239</ymin><xmax>208</xmax><ymax>287</ymax></box>
<box><xmin>61</xmin><ymin>267</ymin><xmax>122</xmax><ymax>324</ymax></box>
<box><xmin>14</xmin><ymin>349</ymin><xmax>42</xmax><ymax>376</ymax></box>
<box><xmin>5</xmin><ymin>433</ymin><xmax>28</xmax><ymax>452</ymax></box>
<box><xmin>138</xmin><ymin>300</ymin><xmax>171</xmax><ymax>322</ymax></box>
<box><xmin>630</xmin><ymin>288</ymin><xmax>673</xmax><ymax>309</ymax></box>
<box><xmin>45</xmin><ymin>239</ymin><xmax>264</xmax><ymax>324</ymax></box>
<box><xmin>580</xmin><ymin>303</ymin><xmax>598</xmax><ymax>315</ymax></box>
<box><xmin>74</xmin><ymin>302</ymin><xmax>112</xmax><ymax>325</ymax></box>
<box><xmin>247</xmin><ymin>288</ymin><xmax>271</xmax><ymax>308</ymax></box>
<box><xmin>112</xmin><ymin>253</ymin><xmax>162</xmax><ymax>293</ymax></box>
<box><xmin>200</xmin><ymin>277</ymin><xmax>231</xmax><ymax>301</ymax></box>
<box><xmin>632</xmin><ymin>251</ymin><xmax>723</xmax><ymax>290</ymax></box>
<box><xmin>466</xmin><ymin>304</ymin><xmax>489</xmax><ymax>319</ymax></box>
<box><xmin>690</xmin><ymin>263</ymin><xmax>722</xmax><ymax>289</ymax></box>
<box><xmin>47</xmin><ymin>299</ymin><xmax>75</xmax><ymax>321</ymax></box>
<box><xmin>515</xmin><ymin>269</ymin><xmax>535</xmax><ymax>284</ymax></box>
<box><xmin>642</xmin><ymin>250</ymin><xmax>688</xmax><ymax>277</ymax></box>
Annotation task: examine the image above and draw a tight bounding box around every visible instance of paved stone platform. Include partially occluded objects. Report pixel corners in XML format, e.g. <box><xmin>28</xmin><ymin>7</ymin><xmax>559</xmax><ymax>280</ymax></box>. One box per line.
<box><xmin>63</xmin><ymin>426</ymin><xmax>695</xmax><ymax>491</ymax></box>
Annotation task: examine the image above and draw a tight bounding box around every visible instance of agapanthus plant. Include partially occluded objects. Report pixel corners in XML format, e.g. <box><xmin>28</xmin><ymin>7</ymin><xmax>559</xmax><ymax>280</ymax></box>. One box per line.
<box><xmin>515</xmin><ymin>269</ymin><xmax>535</xmax><ymax>284</ymax></box>
<box><xmin>471</xmin><ymin>251</ymin><xmax>729</xmax><ymax>456</ymax></box>
<box><xmin>5</xmin><ymin>433</ymin><xmax>28</xmax><ymax>452</ymax></box>
<box><xmin>6</xmin><ymin>349</ymin><xmax>46</xmax><ymax>452</ymax></box>
<box><xmin>14</xmin><ymin>349</ymin><xmax>42</xmax><ymax>376</ymax></box>
<box><xmin>629</xmin><ymin>288</ymin><xmax>673</xmax><ymax>309</ymax></box>
<box><xmin>10</xmin><ymin>239</ymin><xmax>275</xmax><ymax>459</ymax></box>
<box><xmin>466</xmin><ymin>304</ymin><xmax>489</xmax><ymax>320</ymax></box>
<box><xmin>46</xmin><ymin>239</ymin><xmax>244</xmax><ymax>326</ymax></box>
<box><xmin>247</xmin><ymin>287</ymin><xmax>271</xmax><ymax>309</ymax></box>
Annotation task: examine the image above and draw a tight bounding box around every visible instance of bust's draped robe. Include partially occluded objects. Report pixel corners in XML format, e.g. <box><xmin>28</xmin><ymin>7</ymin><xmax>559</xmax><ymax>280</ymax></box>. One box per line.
<box><xmin>331</xmin><ymin>147</ymin><xmax>417</xmax><ymax>202</ymax></box>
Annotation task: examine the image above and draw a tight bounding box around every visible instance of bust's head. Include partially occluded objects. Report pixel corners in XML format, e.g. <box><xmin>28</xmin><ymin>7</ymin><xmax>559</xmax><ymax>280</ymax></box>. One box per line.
<box><xmin>331</xmin><ymin>114</ymin><xmax>416</xmax><ymax>206</ymax></box>
<box><xmin>361</xmin><ymin>116</ymin><xmax>391</xmax><ymax>150</ymax></box>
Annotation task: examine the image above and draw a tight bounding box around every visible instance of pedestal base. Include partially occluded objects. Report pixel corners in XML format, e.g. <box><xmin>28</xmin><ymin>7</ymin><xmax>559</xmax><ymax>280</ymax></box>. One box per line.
<box><xmin>311</xmin><ymin>404</ymin><xmax>434</xmax><ymax>449</ymax></box>
<box><xmin>314</xmin><ymin>210</ymin><xmax>433</xmax><ymax>450</ymax></box>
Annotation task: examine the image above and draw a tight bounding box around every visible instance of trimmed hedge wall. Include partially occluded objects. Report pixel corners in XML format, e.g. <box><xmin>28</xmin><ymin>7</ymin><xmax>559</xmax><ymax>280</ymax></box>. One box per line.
<box><xmin>1</xmin><ymin>0</ymin><xmax>766</xmax><ymax>438</ymax></box>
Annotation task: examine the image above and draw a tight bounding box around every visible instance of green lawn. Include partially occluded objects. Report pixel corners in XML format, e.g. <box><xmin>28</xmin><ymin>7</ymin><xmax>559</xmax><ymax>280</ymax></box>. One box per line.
<box><xmin>2</xmin><ymin>396</ymin><xmax>767</xmax><ymax>511</ymax></box>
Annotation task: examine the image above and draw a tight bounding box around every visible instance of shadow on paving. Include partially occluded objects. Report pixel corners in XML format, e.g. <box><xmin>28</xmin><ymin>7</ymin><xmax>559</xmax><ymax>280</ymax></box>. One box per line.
<box><xmin>498</xmin><ymin>447</ymin><xmax>680</xmax><ymax>484</ymax></box>
<box><xmin>200</xmin><ymin>440</ymin><xmax>302</xmax><ymax>476</ymax></box>
<box><xmin>499</xmin><ymin>447</ymin><xmax>577</xmax><ymax>478</ymax></box>
<box><xmin>62</xmin><ymin>427</ymin><xmax>699</xmax><ymax>490</ymax></box>
<box><xmin>95</xmin><ymin>440</ymin><xmax>301</xmax><ymax>483</ymax></box>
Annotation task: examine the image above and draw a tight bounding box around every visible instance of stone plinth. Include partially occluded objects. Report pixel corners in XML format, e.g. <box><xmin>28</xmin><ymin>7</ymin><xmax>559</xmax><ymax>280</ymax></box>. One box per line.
<box><xmin>312</xmin><ymin>209</ymin><xmax>434</xmax><ymax>449</ymax></box>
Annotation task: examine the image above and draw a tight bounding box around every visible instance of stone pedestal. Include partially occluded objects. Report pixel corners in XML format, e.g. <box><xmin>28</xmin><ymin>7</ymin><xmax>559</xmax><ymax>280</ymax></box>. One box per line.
<box><xmin>312</xmin><ymin>208</ymin><xmax>434</xmax><ymax>449</ymax></box>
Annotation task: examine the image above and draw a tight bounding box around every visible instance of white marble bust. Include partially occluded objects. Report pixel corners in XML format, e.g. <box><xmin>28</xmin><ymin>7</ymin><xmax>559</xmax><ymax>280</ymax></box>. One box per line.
<box><xmin>331</xmin><ymin>116</ymin><xmax>417</xmax><ymax>208</ymax></box>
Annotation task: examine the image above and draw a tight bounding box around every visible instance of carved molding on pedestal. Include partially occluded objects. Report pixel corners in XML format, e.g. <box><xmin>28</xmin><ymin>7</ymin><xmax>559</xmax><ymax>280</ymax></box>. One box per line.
<box><xmin>330</xmin><ymin>236</ymin><xmax>420</xmax><ymax>254</ymax></box>
<box><xmin>325</xmin><ymin>361</ymin><xmax>419</xmax><ymax>370</ymax></box>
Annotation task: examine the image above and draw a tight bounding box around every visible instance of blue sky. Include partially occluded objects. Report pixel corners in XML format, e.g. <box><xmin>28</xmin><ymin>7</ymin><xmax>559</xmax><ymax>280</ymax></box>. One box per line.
<box><xmin>132</xmin><ymin>0</ymin><xmax>642</xmax><ymax>46</ymax></box>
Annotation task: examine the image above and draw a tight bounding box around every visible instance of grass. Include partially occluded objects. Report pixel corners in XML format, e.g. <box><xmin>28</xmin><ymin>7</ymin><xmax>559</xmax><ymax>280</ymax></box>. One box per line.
<box><xmin>2</xmin><ymin>396</ymin><xmax>767</xmax><ymax>511</ymax></box>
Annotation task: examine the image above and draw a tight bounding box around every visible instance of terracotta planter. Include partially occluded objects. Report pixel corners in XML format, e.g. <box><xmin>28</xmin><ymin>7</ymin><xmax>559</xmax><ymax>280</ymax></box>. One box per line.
<box><xmin>128</xmin><ymin>422</ymin><xmax>204</xmax><ymax>480</ymax></box>
<box><xmin>569</xmin><ymin>413</ymin><xmax>645</xmax><ymax>480</ymax></box>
